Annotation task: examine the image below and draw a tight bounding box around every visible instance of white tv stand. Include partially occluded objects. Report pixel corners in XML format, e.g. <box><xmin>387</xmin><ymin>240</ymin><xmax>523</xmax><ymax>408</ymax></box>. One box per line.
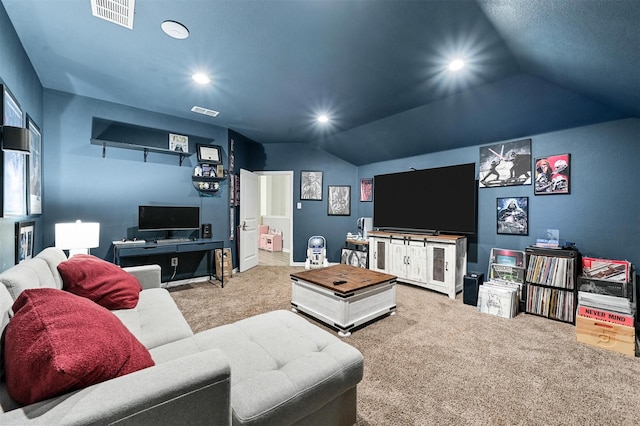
<box><xmin>368</xmin><ymin>231</ymin><xmax>467</xmax><ymax>299</ymax></box>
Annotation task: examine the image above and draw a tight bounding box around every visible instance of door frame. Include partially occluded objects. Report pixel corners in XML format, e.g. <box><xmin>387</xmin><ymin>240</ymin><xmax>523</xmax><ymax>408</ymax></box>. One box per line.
<box><xmin>255</xmin><ymin>170</ymin><xmax>294</xmax><ymax>266</ymax></box>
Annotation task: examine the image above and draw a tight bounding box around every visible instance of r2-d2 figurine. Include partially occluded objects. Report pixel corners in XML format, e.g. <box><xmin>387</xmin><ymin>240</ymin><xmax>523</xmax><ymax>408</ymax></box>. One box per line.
<box><xmin>305</xmin><ymin>236</ymin><xmax>329</xmax><ymax>269</ymax></box>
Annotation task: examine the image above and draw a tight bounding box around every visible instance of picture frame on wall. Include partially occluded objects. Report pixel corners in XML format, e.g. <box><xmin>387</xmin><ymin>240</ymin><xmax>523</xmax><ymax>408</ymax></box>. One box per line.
<box><xmin>328</xmin><ymin>185</ymin><xmax>351</xmax><ymax>216</ymax></box>
<box><xmin>2</xmin><ymin>84</ymin><xmax>27</xmax><ymax>217</ymax></box>
<box><xmin>27</xmin><ymin>115</ymin><xmax>42</xmax><ymax>215</ymax></box>
<box><xmin>300</xmin><ymin>170</ymin><xmax>323</xmax><ymax>201</ymax></box>
<box><xmin>168</xmin><ymin>133</ymin><xmax>188</xmax><ymax>152</ymax></box>
<box><xmin>534</xmin><ymin>153</ymin><xmax>570</xmax><ymax>195</ymax></box>
<box><xmin>15</xmin><ymin>220</ymin><xmax>35</xmax><ymax>264</ymax></box>
<box><xmin>196</xmin><ymin>143</ymin><xmax>222</xmax><ymax>164</ymax></box>
<box><xmin>479</xmin><ymin>138</ymin><xmax>532</xmax><ymax>188</ymax></box>
<box><xmin>360</xmin><ymin>178</ymin><xmax>373</xmax><ymax>202</ymax></box>
<box><xmin>497</xmin><ymin>197</ymin><xmax>529</xmax><ymax>235</ymax></box>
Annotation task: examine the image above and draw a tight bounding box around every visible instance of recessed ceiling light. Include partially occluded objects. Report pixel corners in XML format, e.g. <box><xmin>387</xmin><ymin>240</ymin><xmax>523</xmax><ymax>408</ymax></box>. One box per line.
<box><xmin>161</xmin><ymin>20</ymin><xmax>189</xmax><ymax>39</ymax></box>
<box><xmin>448</xmin><ymin>59</ymin><xmax>465</xmax><ymax>72</ymax></box>
<box><xmin>317</xmin><ymin>114</ymin><xmax>329</xmax><ymax>123</ymax></box>
<box><xmin>192</xmin><ymin>73</ymin><xmax>211</xmax><ymax>84</ymax></box>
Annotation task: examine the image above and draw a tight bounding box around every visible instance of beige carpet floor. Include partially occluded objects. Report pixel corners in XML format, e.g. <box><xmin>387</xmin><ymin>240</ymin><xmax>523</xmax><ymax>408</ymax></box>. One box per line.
<box><xmin>169</xmin><ymin>266</ymin><xmax>640</xmax><ymax>425</ymax></box>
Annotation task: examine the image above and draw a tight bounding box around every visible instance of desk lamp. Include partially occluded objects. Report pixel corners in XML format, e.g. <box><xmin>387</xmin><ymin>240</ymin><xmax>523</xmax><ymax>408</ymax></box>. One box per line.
<box><xmin>55</xmin><ymin>220</ymin><xmax>100</xmax><ymax>257</ymax></box>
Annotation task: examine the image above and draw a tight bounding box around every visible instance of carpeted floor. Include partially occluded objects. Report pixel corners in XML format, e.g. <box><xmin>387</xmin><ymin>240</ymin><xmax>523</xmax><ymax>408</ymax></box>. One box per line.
<box><xmin>169</xmin><ymin>266</ymin><xmax>640</xmax><ymax>425</ymax></box>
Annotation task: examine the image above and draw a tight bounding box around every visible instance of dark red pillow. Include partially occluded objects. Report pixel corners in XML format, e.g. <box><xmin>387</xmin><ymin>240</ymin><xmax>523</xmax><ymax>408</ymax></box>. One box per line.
<box><xmin>3</xmin><ymin>288</ymin><xmax>154</xmax><ymax>406</ymax></box>
<box><xmin>58</xmin><ymin>254</ymin><xmax>141</xmax><ymax>309</ymax></box>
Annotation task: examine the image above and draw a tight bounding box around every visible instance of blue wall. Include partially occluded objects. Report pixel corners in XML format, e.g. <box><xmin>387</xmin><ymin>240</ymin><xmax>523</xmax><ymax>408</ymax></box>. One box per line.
<box><xmin>260</xmin><ymin>143</ymin><xmax>358</xmax><ymax>262</ymax></box>
<box><xmin>357</xmin><ymin>118</ymin><xmax>640</xmax><ymax>275</ymax></box>
<box><xmin>40</xmin><ymin>90</ymin><xmax>230</xmax><ymax>279</ymax></box>
<box><xmin>0</xmin><ymin>1</ymin><xmax>43</xmax><ymax>271</ymax></box>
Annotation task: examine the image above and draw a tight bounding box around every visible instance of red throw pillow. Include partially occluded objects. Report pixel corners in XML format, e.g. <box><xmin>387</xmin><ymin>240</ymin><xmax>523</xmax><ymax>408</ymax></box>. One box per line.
<box><xmin>58</xmin><ymin>254</ymin><xmax>141</xmax><ymax>309</ymax></box>
<box><xmin>3</xmin><ymin>288</ymin><xmax>154</xmax><ymax>406</ymax></box>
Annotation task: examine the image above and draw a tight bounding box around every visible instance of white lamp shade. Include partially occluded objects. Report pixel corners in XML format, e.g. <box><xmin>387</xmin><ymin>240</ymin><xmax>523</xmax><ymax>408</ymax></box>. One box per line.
<box><xmin>55</xmin><ymin>221</ymin><xmax>100</xmax><ymax>256</ymax></box>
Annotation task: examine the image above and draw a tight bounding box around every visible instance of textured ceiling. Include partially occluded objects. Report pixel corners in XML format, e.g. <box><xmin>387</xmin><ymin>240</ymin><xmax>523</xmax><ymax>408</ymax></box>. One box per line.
<box><xmin>2</xmin><ymin>0</ymin><xmax>638</xmax><ymax>166</ymax></box>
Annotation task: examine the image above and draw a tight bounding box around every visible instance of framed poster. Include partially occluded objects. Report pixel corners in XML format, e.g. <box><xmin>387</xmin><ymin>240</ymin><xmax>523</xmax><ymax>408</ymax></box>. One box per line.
<box><xmin>196</xmin><ymin>144</ymin><xmax>222</xmax><ymax>164</ymax></box>
<box><xmin>2</xmin><ymin>84</ymin><xmax>26</xmax><ymax>217</ymax></box>
<box><xmin>300</xmin><ymin>170</ymin><xmax>323</xmax><ymax>201</ymax></box>
<box><xmin>534</xmin><ymin>153</ymin><xmax>570</xmax><ymax>195</ymax></box>
<box><xmin>360</xmin><ymin>178</ymin><xmax>373</xmax><ymax>202</ymax></box>
<box><xmin>168</xmin><ymin>133</ymin><xmax>188</xmax><ymax>152</ymax></box>
<box><xmin>27</xmin><ymin>115</ymin><xmax>42</xmax><ymax>215</ymax></box>
<box><xmin>497</xmin><ymin>197</ymin><xmax>528</xmax><ymax>235</ymax></box>
<box><xmin>328</xmin><ymin>185</ymin><xmax>351</xmax><ymax>216</ymax></box>
<box><xmin>15</xmin><ymin>220</ymin><xmax>35</xmax><ymax>264</ymax></box>
<box><xmin>479</xmin><ymin>139</ymin><xmax>532</xmax><ymax>188</ymax></box>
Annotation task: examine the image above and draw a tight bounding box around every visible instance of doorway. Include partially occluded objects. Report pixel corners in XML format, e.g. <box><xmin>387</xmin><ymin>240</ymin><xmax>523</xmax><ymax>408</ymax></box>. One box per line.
<box><xmin>255</xmin><ymin>171</ymin><xmax>293</xmax><ymax>266</ymax></box>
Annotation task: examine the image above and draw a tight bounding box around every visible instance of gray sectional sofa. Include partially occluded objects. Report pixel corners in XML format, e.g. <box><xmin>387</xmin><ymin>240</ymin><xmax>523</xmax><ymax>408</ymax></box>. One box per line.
<box><xmin>0</xmin><ymin>247</ymin><xmax>364</xmax><ymax>425</ymax></box>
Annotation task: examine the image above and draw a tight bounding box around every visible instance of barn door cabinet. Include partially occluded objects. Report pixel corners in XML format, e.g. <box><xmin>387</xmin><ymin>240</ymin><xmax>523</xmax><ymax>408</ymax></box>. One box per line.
<box><xmin>368</xmin><ymin>231</ymin><xmax>467</xmax><ymax>299</ymax></box>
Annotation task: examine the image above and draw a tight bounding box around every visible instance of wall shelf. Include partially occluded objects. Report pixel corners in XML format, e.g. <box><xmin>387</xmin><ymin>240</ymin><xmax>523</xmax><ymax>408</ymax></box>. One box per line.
<box><xmin>192</xmin><ymin>163</ymin><xmax>226</xmax><ymax>195</ymax></box>
<box><xmin>192</xmin><ymin>175</ymin><xmax>226</xmax><ymax>193</ymax></box>
<box><xmin>90</xmin><ymin>117</ymin><xmax>212</xmax><ymax>166</ymax></box>
<box><xmin>91</xmin><ymin>139</ymin><xmax>194</xmax><ymax>165</ymax></box>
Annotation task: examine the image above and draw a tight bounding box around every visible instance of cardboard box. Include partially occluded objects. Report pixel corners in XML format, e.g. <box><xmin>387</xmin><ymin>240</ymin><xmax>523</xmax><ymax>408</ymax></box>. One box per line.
<box><xmin>215</xmin><ymin>248</ymin><xmax>233</xmax><ymax>278</ymax></box>
<box><xmin>576</xmin><ymin>315</ymin><xmax>635</xmax><ymax>356</ymax></box>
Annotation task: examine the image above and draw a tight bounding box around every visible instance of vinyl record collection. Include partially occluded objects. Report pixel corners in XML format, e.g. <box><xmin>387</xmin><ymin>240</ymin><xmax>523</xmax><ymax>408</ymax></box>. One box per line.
<box><xmin>526</xmin><ymin>285</ymin><xmax>575</xmax><ymax>323</ymax></box>
<box><xmin>575</xmin><ymin>258</ymin><xmax>636</xmax><ymax>356</ymax></box>
<box><xmin>524</xmin><ymin>247</ymin><xmax>578</xmax><ymax>324</ymax></box>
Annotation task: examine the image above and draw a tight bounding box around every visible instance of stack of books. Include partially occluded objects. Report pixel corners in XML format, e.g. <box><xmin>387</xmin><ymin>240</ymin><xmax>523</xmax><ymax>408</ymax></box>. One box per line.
<box><xmin>576</xmin><ymin>258</ymin><xmax>636</xmax><ymax>356</ymax></box>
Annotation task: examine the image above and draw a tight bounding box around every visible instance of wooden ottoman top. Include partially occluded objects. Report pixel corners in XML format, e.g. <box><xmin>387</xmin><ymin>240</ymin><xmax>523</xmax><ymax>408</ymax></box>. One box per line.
<box><xmin>291</xmin><ymin>264</ymin><xmax>396</xmax><ymax>294</ymax></box>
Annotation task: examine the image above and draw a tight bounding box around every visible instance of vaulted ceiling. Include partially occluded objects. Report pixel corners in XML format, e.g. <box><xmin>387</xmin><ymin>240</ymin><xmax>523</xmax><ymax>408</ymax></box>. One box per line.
<box><xmin>3</xmin><ymin>0</ymin><xmax>638</xmax><ymax>166</ymax></box>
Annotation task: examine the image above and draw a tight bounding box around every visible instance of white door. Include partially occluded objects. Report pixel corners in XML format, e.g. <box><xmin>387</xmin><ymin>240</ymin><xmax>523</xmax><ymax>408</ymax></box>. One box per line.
<box><xmin>239</xmin><ymin>169</ymin><xmax>259</xmax><ymax>272</ymax></box>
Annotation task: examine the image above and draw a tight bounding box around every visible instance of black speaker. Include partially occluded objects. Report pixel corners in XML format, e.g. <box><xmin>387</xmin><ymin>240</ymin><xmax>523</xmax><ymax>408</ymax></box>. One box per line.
<box><xmin>201</xmin><ymin>223</ymin><xmax>212</xmax><ymax>239</ymax></box>
<box><xmin>463</xmin><ymin>272</ymin><xmax>484</xmax><ymax>306</ymax></box>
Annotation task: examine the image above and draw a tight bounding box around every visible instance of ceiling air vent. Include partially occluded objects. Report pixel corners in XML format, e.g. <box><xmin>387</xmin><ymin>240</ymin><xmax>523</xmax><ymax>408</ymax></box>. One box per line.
<box><xmin>91</xmin><ymin>0</ymin><xmax>135</xmax><ymax>30</ymax></box>
<box><xmin>191</xmin><ymin>106</ymin><xmax>220</xmax><ymax>118</ymax></box>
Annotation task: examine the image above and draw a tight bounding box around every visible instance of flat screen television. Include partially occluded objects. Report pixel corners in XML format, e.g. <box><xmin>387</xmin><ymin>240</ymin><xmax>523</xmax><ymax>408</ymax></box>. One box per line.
<box><xmin>138</xmin><ymin>205</ymin><xmax>200</xmax><ymax>231</ymax></box>
<box><xmin>373</xmin><ymin>163</ymin><xmax>477</xmax><ymax>235</ymax></box>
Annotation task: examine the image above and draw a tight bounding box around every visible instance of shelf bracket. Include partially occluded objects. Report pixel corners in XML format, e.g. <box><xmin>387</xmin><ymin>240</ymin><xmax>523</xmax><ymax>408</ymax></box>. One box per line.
<box><xmin>102</xmin><ymin>142</ymin><xmax>106</xmax><ymax>158</ymax></box>
<box><xmin>144</xmin><ymin>148</ymin><xmax>148</xmax><ymax>162</ymax></box>
<box><xmin>179</xmin><ymin>153</ymin><xmax>185</xmax><ymax>166</ymax></box>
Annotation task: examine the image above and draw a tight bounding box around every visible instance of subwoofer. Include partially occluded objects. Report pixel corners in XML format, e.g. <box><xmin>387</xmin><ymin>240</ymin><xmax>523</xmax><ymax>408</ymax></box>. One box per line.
<box><xmin>201</xmin><ymin>223</ymin><xmax>212</xmax><ymax>239</ymax></box>
<box><xmin>463</xmin><ymin>272</ymin><xmax>484</xmax><ymax>306</ymax></box>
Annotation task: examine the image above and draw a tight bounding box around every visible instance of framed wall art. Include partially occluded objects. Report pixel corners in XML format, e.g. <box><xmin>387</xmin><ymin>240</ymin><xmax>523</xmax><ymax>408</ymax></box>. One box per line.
<box><xmin>27</xmin><ymin>115</ymin><xmax>42</xmax><ymax>215</ymax></box>
<box><xmin>497</xmin><ymin>197</ymin><xmax>528</xmax><ymax>235</ymax></box>
<box><xmin>328</xmin><ymin>185</ymin><xmax>351</xmax><ymax>216</ymax></box>
<box><xmin>534</xmin><ymin>153</ymin><xmax>570</xmax><ymax>195</ymax></box>
<box><xmin>479</xmin><ymin>138</ymin><xmax>532</xmax><ymax>188</ymax></box>
<box><xmin>360</xmin><ymin>178</ymin><xmax>373</xmax><ymax>202</ymax></box>
<box><xmin>168</xmin><ymin>133</ymin><xmax>188</xmax><ymax>152</ymax></box>
<box><xmin>2</xmin><ymin>84</ymin><xmax>27</xmax><ymax>217</ymax></box>
<box><xmin>300</xmin><ymin>170</ymin><xmax>323</xmax><ymax>201</ymax></box>
<box><xmin>15</xmin><ymin>220</ymin><xmax>35</xmax><ymax>264</ymax></box>
<box><xmin>196</xmin><ymin>143</ymin><xmax>222</xmax><ymax>164</ymax></box>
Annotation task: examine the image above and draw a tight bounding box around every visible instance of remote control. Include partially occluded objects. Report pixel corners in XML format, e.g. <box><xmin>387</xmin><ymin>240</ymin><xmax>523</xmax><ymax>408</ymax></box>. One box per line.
<box><xmin>333</xmin><ymin>280</ymin><xmax>347</xmax><ymax>285</ymax></box>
